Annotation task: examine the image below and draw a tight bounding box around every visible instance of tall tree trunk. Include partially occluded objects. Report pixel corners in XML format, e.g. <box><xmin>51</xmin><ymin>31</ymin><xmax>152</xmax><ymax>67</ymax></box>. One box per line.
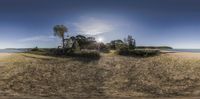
<box><xmin>62</xmin><ymin>36</ymin><xmax>65</xmax><ymax>54</ymax></box>
<box><xmin>62</xmin><ymin>36</ymin><xmax>65</xmax><ymax>48</ymax></box>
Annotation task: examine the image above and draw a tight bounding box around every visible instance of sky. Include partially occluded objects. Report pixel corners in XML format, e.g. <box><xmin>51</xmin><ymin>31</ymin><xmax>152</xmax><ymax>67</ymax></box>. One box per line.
<box><xmin>1</xmin><ymin>0</ymin><xmax>200</xmax><ymax>49</ymax></box>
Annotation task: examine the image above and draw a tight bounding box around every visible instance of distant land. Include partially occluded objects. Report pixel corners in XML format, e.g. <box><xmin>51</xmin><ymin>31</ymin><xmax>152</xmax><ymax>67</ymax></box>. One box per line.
<box><xmin>136</xmin><ymin>46</ymin><xmax>173</xmax><ymax>49</ymax></box>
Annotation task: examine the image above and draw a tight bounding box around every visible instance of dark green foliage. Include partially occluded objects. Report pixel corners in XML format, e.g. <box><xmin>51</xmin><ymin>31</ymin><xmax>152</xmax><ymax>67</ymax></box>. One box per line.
<box><xmin>31</xmin><ymin>46</ymin><xmax>39</xmax><ymax>51</ymax></box>
<box><xmin>75</xmin><ymin>35</ymin><xmax>88</xmax><ymax>49</ymax></box>
<box><xmin>74</xmin><ymin>50</ymin><xmax>100</xmax><ymax>59</ymax></box>
<box><xmin>53</xmin><ymin>25</ymin><xmax>68</xmax><ymax>48</ymax></box>
<box><xmin>99</xmin><ymin>43</ymin><xmax>110</xmax><ymax>53</ymax></box>
<box><xmin>48</xmin><ymin>48</ymin><xmax>62</xmax><ymax>55</ymax></box>
<box><xmin>136</xmin><ymin>46</ymin><xmax>173</xmax><ymax>49</ymax></box>
<box><xmin>110</xmin><ymin>40</ymin><xmax>125</xmax><ymax>50</ymax></box>
<box><xmin>118</xmin><ymin>48</ymin><xmax>160</xmax><ymax>57</ymax></box>
<box><xmin>127</xmin><ymin>35</ymin><xmax>136</xmax><ymax>49</ymax></box>
<box><xmin>48</xmin><ymin>48</ymin><xmax>74</xmax><ymax>56</ymax></box>
<box><xmin>48</xmin><ymin>48</ymin><xmax>100</xmax><ymax>59</ymax></box>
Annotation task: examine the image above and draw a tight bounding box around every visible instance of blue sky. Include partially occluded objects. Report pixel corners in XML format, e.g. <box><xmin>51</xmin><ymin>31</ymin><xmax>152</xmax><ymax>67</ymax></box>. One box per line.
<box><xmin>1</xmin><ymin>0</ymin><xmax>200</xmax><ymax>48</ymax></box>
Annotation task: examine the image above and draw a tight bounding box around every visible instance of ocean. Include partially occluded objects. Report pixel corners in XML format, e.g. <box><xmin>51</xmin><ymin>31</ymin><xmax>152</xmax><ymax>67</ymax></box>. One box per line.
<box><xmin>0</xmin><ymin>49</ymin><xmax>24</xmax><ymax>53</ymax></box>
<box><xmin>165</xmin><ymin>49</ymin><xmax>200</xmax><ymax>53</ymax></box>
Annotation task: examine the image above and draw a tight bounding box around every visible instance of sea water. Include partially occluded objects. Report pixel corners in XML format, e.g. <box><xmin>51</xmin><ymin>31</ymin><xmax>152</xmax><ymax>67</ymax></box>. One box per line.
<box><xmin>166</xmin><ymin>49</ymin><xmax>200</xmax><ymax>53</ymax></box>
<box><xmin>0</xmin><ymin>49</ymin><xmax>23</xmax><ymax>53</ymax></box>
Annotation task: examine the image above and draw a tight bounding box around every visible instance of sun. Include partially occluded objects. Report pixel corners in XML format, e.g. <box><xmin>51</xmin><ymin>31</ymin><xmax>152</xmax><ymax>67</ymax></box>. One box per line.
<box><xmin>97</xmin><ymin>37</ymin><xmax>103</xmax><ymax>43</ymax></box>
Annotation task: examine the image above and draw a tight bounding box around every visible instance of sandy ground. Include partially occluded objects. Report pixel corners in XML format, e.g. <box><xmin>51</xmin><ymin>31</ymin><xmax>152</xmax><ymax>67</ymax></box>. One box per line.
<box><xmin>0</xmin><ymin>53</ymin><xmax>12</xmax><ymax>59</ymax></box>
<box><xmin>166</xmin><ymin>52</ymin><xmax>200</xmax><ymax>59</ymax></box>
<box><xmin>1</xmin><ymin>52</ymin><xmax>200</xmax><ymax>99</ymax></box>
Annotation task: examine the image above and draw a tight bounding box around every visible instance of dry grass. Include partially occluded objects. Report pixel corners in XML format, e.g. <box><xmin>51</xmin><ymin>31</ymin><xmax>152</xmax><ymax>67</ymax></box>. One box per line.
<box><xmin>0</xmin><ymin>53</ymin><xmax>200</xmax><ymax>98</ymax></box>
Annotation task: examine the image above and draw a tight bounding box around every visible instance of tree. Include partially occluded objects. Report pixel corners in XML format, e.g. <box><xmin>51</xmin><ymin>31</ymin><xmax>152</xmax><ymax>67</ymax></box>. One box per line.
<box><xmin>75</xmin><ymin>35</ymin><xmax>88</xmax><ymax>49</ymax></box>
<box><xmin>69</xmin><ymin>36</ymin><xmax>80</xmax><ymax>50</ymax></box>
<box><xmin>110</xmin><ymin>40</ymin><xmax>124</xmax><ymax>49</ymax></box>
<box><xmin>53</xmin><ymin>25</ymin><xmax>68</xmax><ymax>48</ymax></box>
<box><xmin>127</xmin><ymin>35</ymin><xmax>136</xmax><ymax>49</ymax></box>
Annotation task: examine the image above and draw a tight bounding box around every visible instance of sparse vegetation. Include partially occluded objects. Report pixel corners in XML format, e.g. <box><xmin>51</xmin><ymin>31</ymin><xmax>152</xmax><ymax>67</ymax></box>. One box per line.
<box><xmin>136</xmin><ymin>46</ymin><xmax>173</xmax><ymax>49</ymax></box>
<box><xmin>118</xmin><ymin>47</ymin><xmax>160</xmax><ymax>57</ymax></box>
<box><xmin>1</xmin><ymin>53</ymin><xmax>200</xmax><ymax>98</ymax></box>
<box><xmin>30</xmin><ymin>46</ymin><xmax>39</xmax><ymax>51</ymax></box>
<box><xmin>73</xmin><ymin>50</ymin><xmax>100</xmax><ymax>59</ymax></box>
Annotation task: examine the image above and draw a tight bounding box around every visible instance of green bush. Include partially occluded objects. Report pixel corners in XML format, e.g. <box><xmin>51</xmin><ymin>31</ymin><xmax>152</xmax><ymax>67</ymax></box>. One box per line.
<box><xmin>48</xmin><ymin>48</ymin><xmax>74</xmax><ymax>56</ymax></box>
<box><xmin>48</xmin><ymin>48</ymin><xmax>100</xmax><ymax>59</ymax></box>
<box><xmin>74</xmin><ymin>50</ymin><xmax>100</xmax><ymax>59</ymax></box>
<box><xmin>31</xmin><ymin>47</ymin><xmax>39</xmax><ymax>51</ymax></box>
<box><xmin>118</xmin><ymin>48</ymin><xmax>160</xmax><ymax>57</ymax></box>
<box><xmin>48</xmin><ymin>48</ymin><xmax>62</xmax><ymax>55</ymax></box>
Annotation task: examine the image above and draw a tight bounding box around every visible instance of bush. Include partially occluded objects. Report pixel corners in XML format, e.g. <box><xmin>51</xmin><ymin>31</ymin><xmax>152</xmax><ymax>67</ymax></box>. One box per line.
<box><xmin>48</xmin><ymin>48</ymin><xmax>62</xmax><ymax>55</ymax></box>
<box><xmin>48</xmin><ymin>48</ymin><xmax>100</xmax><ymax>59</ymax></box>
<box><xmin>74</xmin><ymin>50</ymin><xmax>100</xmax><ymax>59</ymax></box>
<box><xmin>118</xmin><ymin>48</ymin><xmax>160</xmax><ymax>57</ymax></box>
<box><xmin>48</xmin><ymin>48</ymin><xmax>74</xmax><ymax>56</ymax></box>
<box><xmin>31</xmin><ymin>47</ymin><xmax>39</xmax><ymax>51</ymax></box>
<box><xmin>99</xmin><ymin>43</ymin><xmax>110</xmax><ymax>53</ymax></box>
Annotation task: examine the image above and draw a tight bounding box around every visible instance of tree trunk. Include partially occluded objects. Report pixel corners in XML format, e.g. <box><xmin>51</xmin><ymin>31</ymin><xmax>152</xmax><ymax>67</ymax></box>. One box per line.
<box><xmin>62</xmin><ymin>36</ymin><xmax>65</xmax><ymax>54</ymax></box>
<box><xmin>62</xmin><ymin>36</ymin><xmax>65</xmax><ymax>48</ymax></box>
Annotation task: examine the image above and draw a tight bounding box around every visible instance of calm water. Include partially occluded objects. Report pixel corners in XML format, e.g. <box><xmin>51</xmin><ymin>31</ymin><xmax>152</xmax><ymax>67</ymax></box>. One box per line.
<box><xmin>166</xmin><ymin>49</ymin><xmax>200</xmax><ymax>53</ymax></box>
<box><xmin>0</xmin><ymin>49</ymin><xmax>24</xmax><ymax>53</ymax></box>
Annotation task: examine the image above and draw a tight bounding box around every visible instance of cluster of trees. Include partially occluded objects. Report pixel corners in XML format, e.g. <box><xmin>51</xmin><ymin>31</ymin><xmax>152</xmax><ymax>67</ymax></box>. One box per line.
<box><xmin>108</xmin><ymin>35</ymin><xmax>136</xmax><ymax>50</ymax></box>
<box><xmin>53</xmin><ymin>25</ymin><xmax>136</xmax><ymax>51</ymax></box>
<box><xmin>53</xmin><ymin>25</ymin><xmax>103</xmax><ymax>51</ymax></box>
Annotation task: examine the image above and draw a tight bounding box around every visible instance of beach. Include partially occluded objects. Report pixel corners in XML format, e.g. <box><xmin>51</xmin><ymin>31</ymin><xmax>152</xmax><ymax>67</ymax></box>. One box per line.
<box><xmin>169</xmin><ymin>52</ymin><xmax>200</xmax><ymax>59</ymax></box>
<box><xmin>160</xmin><ymin>50</ymin><xmax>200</xmax><ymax>59</ymax></box>
<box><xmin>0</xmin><ymin>53</ymin><xmax>12</xmax><ymax>59</ymax></box>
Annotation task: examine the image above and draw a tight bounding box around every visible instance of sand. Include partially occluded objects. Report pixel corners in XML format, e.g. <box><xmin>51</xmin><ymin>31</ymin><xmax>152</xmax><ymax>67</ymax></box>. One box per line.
<box><xmin>0</xmin><ymin>53</ymin><xmax>12</xmax><ymax>59</ymax></box>
<box><xmin>166</xmin><ymin>52</ymin><xmax>200</xmax><ymax>59</ymax></box>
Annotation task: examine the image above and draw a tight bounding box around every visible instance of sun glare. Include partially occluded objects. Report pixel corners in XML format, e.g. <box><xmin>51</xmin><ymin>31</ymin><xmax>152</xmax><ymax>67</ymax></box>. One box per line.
<box><xmin>97</xmin><ymin>37</ymin><xmax>103</xmax><ymax>43</ymax></box>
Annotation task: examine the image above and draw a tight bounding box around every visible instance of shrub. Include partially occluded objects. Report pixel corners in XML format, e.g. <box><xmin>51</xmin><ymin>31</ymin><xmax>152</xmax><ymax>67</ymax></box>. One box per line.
<box><xmin>48</xmin><ymin>48</ymin><xmax>100</xmax><ymax>59</ymax></box>
<box><xmin>117</xmin><ymin>46</ymin><xmax>129</xmax><ymax>55</ymax></box>
<box><xmin>118</xmin><ymin>48</ymin><xmax>160</xmax><ymax>57</ymax></box>
<box><xmin>99</xmin><ymin>43</ymin><xmax>110</xmax><ymax>53</ymax></box>
<box><xmin>74</xmin><ymin>50</ymin><xmax>100</xmax><ymax>59</ymax></box>
<box><xmin>31</xmin><ymin>47</ymin><xmax>39</xmax><ymax>51</ymax></box>
<box><xmin>48</xmin><ymin>48</ymin><xmax>74</xmax><ymax>56</ymax></box>
<box><xmin>48</xmin><ymin>48</ymin><xmax>62</xmax><ymax>55</ymax></box>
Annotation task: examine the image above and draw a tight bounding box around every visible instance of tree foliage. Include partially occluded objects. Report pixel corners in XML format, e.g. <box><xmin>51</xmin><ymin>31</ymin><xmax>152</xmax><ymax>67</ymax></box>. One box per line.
<box><xmin>53</xmin><ymin>25</ymin><xmax>68</xmax><ymax>48</ymax></box>
<box><xmin>110</xmin><ymin>40</ymin><xmax>124</xmax><ymax>50</ymax></box>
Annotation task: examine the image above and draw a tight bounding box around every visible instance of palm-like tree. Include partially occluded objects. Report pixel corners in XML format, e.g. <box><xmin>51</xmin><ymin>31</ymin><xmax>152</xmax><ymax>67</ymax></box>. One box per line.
<box><xmin>53</xmin><ymin>25</ymin><xmax>68</xmax><ymax>48</ymax></box>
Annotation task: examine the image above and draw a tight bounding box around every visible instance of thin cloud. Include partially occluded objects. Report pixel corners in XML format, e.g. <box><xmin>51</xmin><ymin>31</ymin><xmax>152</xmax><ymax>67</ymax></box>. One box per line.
<box><xmin>19</xmin><ymin>35</ymin><xmax>57</xmax><ymax>42</ymax></box>
<box><xmin>74</xmin><ymin>17</ymin><xmax>114</xmax><ymax>36</ymax></box>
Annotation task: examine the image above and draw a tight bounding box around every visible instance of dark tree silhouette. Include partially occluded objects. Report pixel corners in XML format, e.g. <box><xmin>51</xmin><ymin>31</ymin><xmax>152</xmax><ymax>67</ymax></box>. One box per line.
<box><xmin>110</xmin><ymin>40</ymin><xmax>124</xmax><ymax>49</ymax></box>
<box><xmin>53</xmin><ymin>25</ymin><xmax>68</xmax><ymax>48</ymax></box>
<box><xmin>75</xmin><ymin>35</ymin><xmax>88</xmax><ymax>49</ymax></box>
